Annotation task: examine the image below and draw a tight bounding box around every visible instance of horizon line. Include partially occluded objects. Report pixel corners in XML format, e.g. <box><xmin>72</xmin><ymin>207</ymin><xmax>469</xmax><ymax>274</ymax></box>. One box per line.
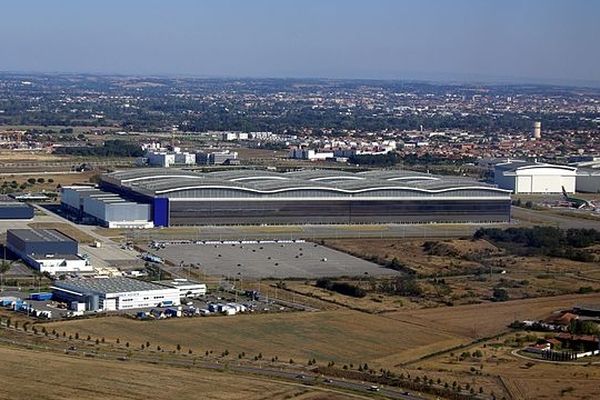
<box><xmin>1</xmin><ymin>69</ymin><xmax>599</xmax><ymax>90</ymax></box>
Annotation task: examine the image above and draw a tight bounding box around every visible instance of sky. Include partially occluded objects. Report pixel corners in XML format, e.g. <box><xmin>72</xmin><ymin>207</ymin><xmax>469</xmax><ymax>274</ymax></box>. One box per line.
<box><xmin>2</xmin><ymin>0</ymin><xmax>599</xmax><ymax>85</ymax></box>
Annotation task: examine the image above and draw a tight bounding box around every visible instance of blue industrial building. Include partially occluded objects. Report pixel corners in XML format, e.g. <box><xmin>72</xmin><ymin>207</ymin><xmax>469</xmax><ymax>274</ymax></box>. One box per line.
<box><xmin>0</xmin><ymin>198</ymin><xmax>34</xmax><ymax>219</ymax></box>
<box><xmin>99</xmin><ymin>168</ymin><xmax>512</xmax><ymax>227</ymax></box>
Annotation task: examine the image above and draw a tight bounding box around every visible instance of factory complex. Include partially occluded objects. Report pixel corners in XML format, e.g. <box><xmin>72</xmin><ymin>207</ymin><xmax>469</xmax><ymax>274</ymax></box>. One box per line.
<box><xmin>95</xmin><ymin>168</ymin><xmax>512</xmax><ymax>227</ymax></box>
<box><xmin>6</xmin><ymin>229</ymin><xmax>92</xmax><ymax>275</ymax></box>
<box><xmin>51</xmin><ymin>277</ymin><xmax>181</xmax><ymax>312</ymax></box>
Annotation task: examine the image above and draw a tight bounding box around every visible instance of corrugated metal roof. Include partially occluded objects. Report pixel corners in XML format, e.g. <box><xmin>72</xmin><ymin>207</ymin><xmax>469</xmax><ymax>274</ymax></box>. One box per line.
<box><xmin>103</xmin><ymin>168</ymin><xmax>505</xmax><ymax>196</ymax></box>
<box><xmin>53</xmin><ymin>277</ymin><xmax>169</xmax><ymax>295</ymax></box>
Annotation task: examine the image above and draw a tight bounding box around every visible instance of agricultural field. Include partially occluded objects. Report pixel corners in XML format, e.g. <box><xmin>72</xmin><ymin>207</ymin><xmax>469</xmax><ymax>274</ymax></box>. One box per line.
<box><xmin>46</xmin><ymin>293</ymin><xmax>600</xmax><ymax>370</ymax></box>
<box><xmin>39</xmin><ymin>292</ymin><xmax>600</xmax><ymax>400</ymax></box>
<box><xmin>0</xmin><ymin>345</ymin><xmax>354</xmax><ymax>400</ymax></box>
<box><xmin>46</xmin><ymin>310</ymin><xmax>465</xmax><ymax>368</ymax></box>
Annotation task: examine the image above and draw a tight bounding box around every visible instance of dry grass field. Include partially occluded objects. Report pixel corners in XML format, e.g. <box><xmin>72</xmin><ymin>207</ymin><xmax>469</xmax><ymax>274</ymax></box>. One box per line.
<box><xmin>46</xmin><ymin>293</ymin><xmax>600</xmax><ymax>370</ymax></box>
<box><xmin>383</xmin><ymin>292</ymin><xmax>600</xmax><ymax>339</ymax></box>
<box><xmin>323</xmin><ymin>238</ymin><xmax>499</xmax><ymax>276</ymax></box>
<box><xmin>0</xmin><ymin>149</ymin><xmax>63</xmax><ymax>162</ymax></box>
<box><xmin>322</xmin><ymin>238</ymin><xmax>600</xmax><ymax>305</ymax></box>
<box><xmin>46</xmin><ymin>310</ymin><xmax>464</xmax><ymax>368</ymax></box>
<box><xmin>0</xmin><ymin>345</ymin><xmax>356</xmax><ymax>400</ymax></box>
<box><xmin>284</xmin><ymin>281</ymin><xmax>425</xmax><ymax>313</ymax></box>
<box><xmin>415</xmin><ymin>335</ymin><xmax>600</xmax><ymax>400</ymax></box>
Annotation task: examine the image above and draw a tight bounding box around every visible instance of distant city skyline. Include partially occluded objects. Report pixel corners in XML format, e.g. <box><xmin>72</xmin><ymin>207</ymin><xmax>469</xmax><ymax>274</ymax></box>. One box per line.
<box><xmin>2</xmin><ymin>0</ymin><xmax>599</xmax><ymax>86</ymax></box>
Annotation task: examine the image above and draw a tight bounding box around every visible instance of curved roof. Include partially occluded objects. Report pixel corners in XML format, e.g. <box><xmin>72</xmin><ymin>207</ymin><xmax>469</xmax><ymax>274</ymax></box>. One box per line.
<box><xmin>495</xmin><ymin>161</ymin><xmax>577</xmax><ymax>173</ymax></box>
<box><xmin>102</xmin><ymin>168</ymin><xmax>510</xmax><ymax>199</ymax></box>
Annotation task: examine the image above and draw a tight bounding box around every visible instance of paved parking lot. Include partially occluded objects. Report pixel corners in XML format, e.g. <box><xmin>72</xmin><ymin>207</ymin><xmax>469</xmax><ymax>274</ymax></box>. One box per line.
<box><xmin>153</xmin><ymin>241</ymin><xmax>400</xmax><ymax>279</ymax></box>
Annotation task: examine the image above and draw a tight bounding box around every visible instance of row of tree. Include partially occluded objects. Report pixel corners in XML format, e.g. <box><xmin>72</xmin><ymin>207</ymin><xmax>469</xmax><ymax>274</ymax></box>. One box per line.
<box><xmin>54</xmin><ymin>140</ymin><xmax>144</xmax><ymax>157</ymax></box>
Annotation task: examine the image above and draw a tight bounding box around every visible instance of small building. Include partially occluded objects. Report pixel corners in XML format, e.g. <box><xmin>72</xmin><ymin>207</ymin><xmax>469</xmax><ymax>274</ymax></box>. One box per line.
<box><xmin>494</xmin><ymin>160</ymin><xmax>577</xmax><ymax>194</ymax></box>
<box><xmin>195</xmin><ymin>150</ymin><xmax>238</xmax><ymax>165</ymax></box>
<box><xmin>6</xmin><ymin>229</ymin><xmax>91</xmax><ymax>275</ymax></box>
<box><xmin>155</xmin><ymin>278</ymin><xmax>207</xmax><ymax>299</ymax></box>
<box><xmin>147</xmin><ymin>152</ymin><xmax>176</xmax><ymax>168</ymax></box>
<box><xmin>0</xmin><ymin>197</ymin><xmax>34</xmax><ymax>219</ymax></box>
<box><xmin>51</xmin><ymin>277</ymin><xmax>181</xmax><ymax>312</ymax></box>
<box><xmin>543</xmin><ymin>312</ymin><xmax>579</xmax><ymax>329</ymax></box>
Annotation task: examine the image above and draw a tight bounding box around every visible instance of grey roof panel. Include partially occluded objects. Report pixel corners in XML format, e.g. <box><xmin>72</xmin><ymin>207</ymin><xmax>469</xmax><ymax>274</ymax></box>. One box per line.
<box><xmin>53</xmin><ymin>277</ymin><xmax>169</xmax><ymax>295</ymax></box>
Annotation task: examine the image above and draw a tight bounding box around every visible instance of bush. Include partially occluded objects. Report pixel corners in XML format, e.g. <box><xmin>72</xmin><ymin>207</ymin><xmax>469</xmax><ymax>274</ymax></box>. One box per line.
<box><xmin>315</xmin><ymin>278</ymin><xmax>366</xmax><ymax>298</ymax></box>
<box><xmin>492</xmin><ymin>288</ymin><xmax>510</xmax><ymax>302</ymax></box>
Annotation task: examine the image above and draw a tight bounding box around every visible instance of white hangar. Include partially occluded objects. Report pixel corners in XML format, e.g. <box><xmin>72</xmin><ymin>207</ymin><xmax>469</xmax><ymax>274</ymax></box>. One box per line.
<box><xmin>494</xmin><ymin>161</ymin><xmax>577</xmax><ymax>194</ymax></box>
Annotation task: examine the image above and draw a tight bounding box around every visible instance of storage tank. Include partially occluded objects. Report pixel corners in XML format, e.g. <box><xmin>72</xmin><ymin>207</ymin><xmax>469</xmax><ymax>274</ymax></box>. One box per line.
<box><xmin>85</xmin><ymin>294</ymin><xmax>100</xmax><ymax>311</ymax></box>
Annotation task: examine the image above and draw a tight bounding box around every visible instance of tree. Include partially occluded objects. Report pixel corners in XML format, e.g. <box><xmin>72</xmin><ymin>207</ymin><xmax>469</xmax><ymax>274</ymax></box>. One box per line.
<box><xmin>492</xmin><ymin>288</ymin><xmax>510</xmax><ymax>302</ymax></box>
<box><xmin>0</xmin><ymin>259</ymin><xmax>12</xmax><ymax>291</ymax></box>
<box><xmin>569</xmin><ymin>320</ymin><xmax>600</xmax><ymax>335</ymax></box>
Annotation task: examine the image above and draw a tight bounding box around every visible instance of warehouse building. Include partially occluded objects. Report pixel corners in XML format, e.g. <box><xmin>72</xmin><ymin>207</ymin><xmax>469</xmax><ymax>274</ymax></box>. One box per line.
<box><xmin>61</xmin><ymin>186</ymin><xmax>153</xmax><ymax>228</ymax></box>
<box><xmin>155</xmin><ymin>279</ymin><xmax>207</xmax><ymax>299</ymax></box>
<box><xmin>0</xmin><ymin>197</ymin><xmax>34</xmax><ymax>219</ymax></box>
<box><xmin>494</xmin><ymin>160</ymin><xmax>577</xmax><ymax>194</ymax></box>
<box><xmin>6</xmin><ymin>229</ymin><xmax>92</xmax><ymax>275</ymax></box>
<box><xmin>51</xmin><ymin>277</ymin><xmax>181</xmax><ymax>311</ymax></box>
<box><xmin>99</xmin><ymin>168</ymin><xmax>512</xmax><ymax>227</ymax></box>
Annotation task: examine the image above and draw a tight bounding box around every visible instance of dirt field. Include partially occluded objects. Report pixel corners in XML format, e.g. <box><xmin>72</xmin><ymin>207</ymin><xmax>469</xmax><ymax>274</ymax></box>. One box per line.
<box><xmin>46</xmin><ymin>310</ymin><xmax>464</xmax><ymax>368</ymax></box>
<box><xmin>383</xmin><ymin>292</ymin><xmax>600</xmax><ymax>339</ymax></box>
<box><xmin>0</xmin><ymin>345</ymin><xmax>355</xmax><ymax>400</ymax></box>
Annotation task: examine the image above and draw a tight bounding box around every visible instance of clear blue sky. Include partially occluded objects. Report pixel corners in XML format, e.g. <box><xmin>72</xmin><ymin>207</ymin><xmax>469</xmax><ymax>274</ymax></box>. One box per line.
<box><xmin>2</xmin><ymin>0</ymin><xmax>599</xmax><ymax>85</ymax></box>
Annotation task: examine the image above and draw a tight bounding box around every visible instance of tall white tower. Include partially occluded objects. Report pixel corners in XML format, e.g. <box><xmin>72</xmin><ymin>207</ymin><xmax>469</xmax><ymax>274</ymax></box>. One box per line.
<box><xmin>533</xmin><ymin>121</ymin><xmax>541</xmax><ymax>139</ymax></box>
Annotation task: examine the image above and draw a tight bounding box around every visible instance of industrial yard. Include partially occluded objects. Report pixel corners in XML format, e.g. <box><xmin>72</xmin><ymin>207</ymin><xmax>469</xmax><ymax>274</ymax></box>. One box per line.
<box><xmin>150</xmin><ymin>240</ymin><xmax>401</xmax><ymax>279</ymax></box>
